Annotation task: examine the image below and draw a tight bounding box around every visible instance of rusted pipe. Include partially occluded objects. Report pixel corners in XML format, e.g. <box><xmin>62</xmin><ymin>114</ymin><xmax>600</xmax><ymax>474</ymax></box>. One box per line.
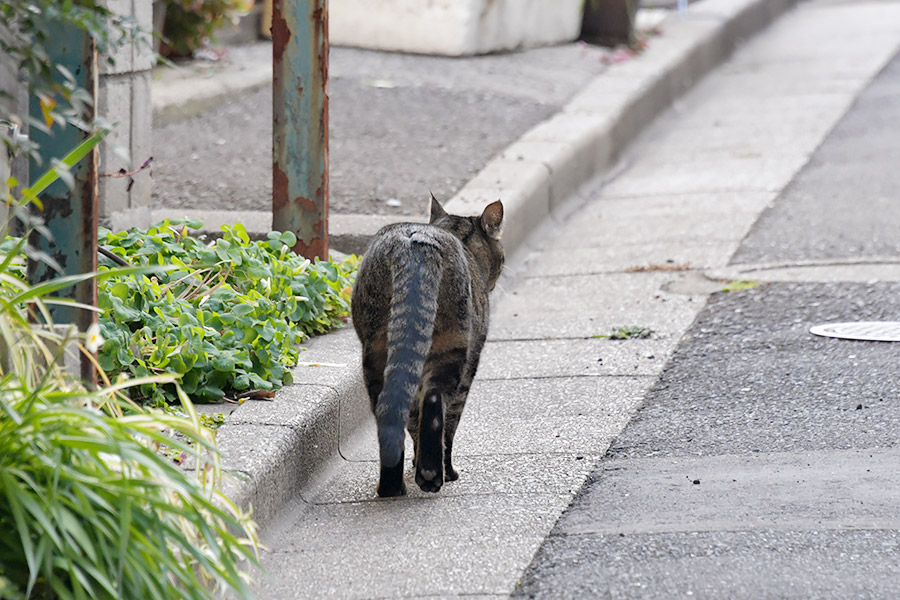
<box><xmin>272</xmin><ymin>0</ymin><xmax>329</xmax><ymax>260</ymax></box>
<box><xmin>27</xmin><ymin>23</ymin><xmax>98</xmax><ymax>383</ymax></box>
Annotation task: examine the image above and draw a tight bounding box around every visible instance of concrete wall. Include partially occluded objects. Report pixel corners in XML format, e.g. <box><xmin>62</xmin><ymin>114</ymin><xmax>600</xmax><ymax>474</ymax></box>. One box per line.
<box><xmin>98</xmin><ymin>0</ymin><xmax>154</xmax><ymax>231</ymax></box>
<box><xmin>330</xmin><ymin>0</ymin><xmax>584</xmax><ymax>56</ymax></box>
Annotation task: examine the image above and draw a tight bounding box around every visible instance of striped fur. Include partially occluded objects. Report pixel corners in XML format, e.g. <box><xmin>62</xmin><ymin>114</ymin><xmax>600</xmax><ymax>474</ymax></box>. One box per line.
<box><xmin>352</xmin><ymin>196</ymin><xmax>504</xmax><ymax>497</ymax></box>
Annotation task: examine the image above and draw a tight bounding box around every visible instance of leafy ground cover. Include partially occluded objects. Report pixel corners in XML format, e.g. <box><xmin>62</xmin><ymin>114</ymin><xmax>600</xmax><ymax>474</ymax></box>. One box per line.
<box><xmin>1</xmin><ymin>135</ymin><xmax>261</xmax><ymax>599</ymax></box>
<box><xmin>96</xmin><ymin>219</ymin><xmax>357</xmax><ymax>406</ymax></box>
<box><xmin>3</xmin><ymin>220</ymin><xmax>357</xmax><ymax>407</ymax></box>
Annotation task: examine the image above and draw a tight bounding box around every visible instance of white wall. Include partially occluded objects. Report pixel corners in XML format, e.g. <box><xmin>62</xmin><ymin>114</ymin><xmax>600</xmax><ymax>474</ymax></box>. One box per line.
<box><xmin>98</xmin><ymin>0</ymin><xmax>155</xmax><ymax>231</ymax></box>
<box><xmin>330</xmin><ymin>0</ymin><xmax>584</xmax><ymax>56</ymax></box>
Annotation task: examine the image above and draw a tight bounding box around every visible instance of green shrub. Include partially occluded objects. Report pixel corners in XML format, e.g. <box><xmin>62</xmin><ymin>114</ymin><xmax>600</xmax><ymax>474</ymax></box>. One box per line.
<box><xmin>160</xmin><ymin>0</ymin><xmax>252</xmax><ymax>58</ymax></box>
<box><xmin>97</xmin><ymin>219</ymin><xmax>357</xmax><ymax>405</ymax></box>
<box><xmin>0</xmin><ymin>0</ymin><xmax>140</xmax><ymax>158</ymax></box>
<box><xmin>0</xmin><ymin>374</ymin><xmax>261</xmax><ymax>600</ymax></box>
<box><xmin>1</xmin><ymin>139</ymin><xmax>260</xmax><ymax>600</ymax></box>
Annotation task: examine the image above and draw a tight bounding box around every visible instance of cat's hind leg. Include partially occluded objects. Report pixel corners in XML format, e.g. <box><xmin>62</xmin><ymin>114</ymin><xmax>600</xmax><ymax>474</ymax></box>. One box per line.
<box><xmin>362</xmin><ymin>344</ymin><xmax>386</xmax><ymax>413</ymax></box>
<box><xmin>414</xmin><ymin>391</ymin><xmax>444</xmax><ymax>493</ymax></box>
<box><xmin>377</xmin><ymin>450</ymin><xmax>406</xmax><ymax>497</ymax></box>
<box><xmin>443</xmin><ymin>332</ymin><xmax>484</xmax><ymax>483</ymax></box>
<box><xmin>443</xmin><ymin>393</ymin><xmax>465</xmax><ymax>482</ymax></box>
<box><xmin>415</xmin><ymin>345</ymin><xmax>467</xmax><ymax>492</ymax></box>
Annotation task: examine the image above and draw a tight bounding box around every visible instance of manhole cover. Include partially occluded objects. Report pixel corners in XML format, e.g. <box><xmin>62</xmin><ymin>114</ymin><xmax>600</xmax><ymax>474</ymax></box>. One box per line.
<box><xmin>810</xmin><ymin>321</ymin><xmax>900</xmax><ymax>342</ymax></box>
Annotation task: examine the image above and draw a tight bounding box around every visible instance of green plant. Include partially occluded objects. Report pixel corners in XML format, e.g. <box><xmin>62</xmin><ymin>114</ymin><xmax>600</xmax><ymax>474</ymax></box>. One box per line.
<box><xmin>0</xmin><ymin>377</ymin><xmax>261</xmax><ymax>599</ymax></box>
<box><xmin>596</xmin><ymin>325</ymin><xmax>654</xmax><ymax>340</ymax></box>
<box><xmin>0</xmin><ymin>0</ymin><xmax>141</xmax><ymax>158</ymax></box>
<box><xmin>160</xmin><ymin>0</ymin><xmax>252</xmax><ymax>58</ymax></box>
<box><xmin>199</xmin><ymin>411</ymin><xmax>226</xmax><ymax>431</ymax></box>
<box><xmin>1</xmin><ymin>143</ymin><xmax>260</xmax><ymax>599</ymax></box>
<box><xmin>96</xmin><ymin>219</ymin><xmax>357</xmax><ymax>405</ymax></box>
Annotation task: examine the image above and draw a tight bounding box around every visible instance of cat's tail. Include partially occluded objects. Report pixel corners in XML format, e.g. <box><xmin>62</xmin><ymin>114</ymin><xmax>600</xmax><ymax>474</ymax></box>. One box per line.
<box><xmin>376</xmin><ymin>235</ymin><xmax>442</xmax><ymax>470</ymax></box>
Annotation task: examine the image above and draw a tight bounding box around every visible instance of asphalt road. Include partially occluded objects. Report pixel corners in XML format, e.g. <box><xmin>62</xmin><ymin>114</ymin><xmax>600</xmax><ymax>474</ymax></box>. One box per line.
<box><xmin>733</xmin><ymin>49</ymin><xmax>900</xmax><ymax>265</ymax></box>
<box><xmin>513</xmin><ymin>38</ymin><xmax>900</xmax><ymax>600</ymax></box>
<box><xmin>151</xmin><ymin>44</ymin><xmax>609</xmax><ymax>217</ymax></box>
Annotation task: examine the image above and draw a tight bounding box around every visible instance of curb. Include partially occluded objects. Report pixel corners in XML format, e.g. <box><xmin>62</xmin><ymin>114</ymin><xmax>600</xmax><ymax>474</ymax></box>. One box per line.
<box><xmin>213</xmin><ymin>327</ymin><xmax>366</xmax><ymax>527</ymax></box>
<box><xmin>210</xmin><ymin>0</ymin><xmax>800</xmax><ymax>529</ymax></box>
<box><xmin>152</xmin><ymin>47</ymin><xmax>271</xmax><ymax>127</ymax></box>
<box><xmin>148</xmin><ymin>209</ymin><xmax>423</xmax><ymax>256</ymax></box>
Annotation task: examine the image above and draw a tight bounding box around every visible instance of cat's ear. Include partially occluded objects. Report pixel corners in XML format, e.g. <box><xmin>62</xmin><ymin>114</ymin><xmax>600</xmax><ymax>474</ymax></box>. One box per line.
<box><xmin>429</xmin><ymin>192</ymin><xmax>448</xmax><ymax>223</ymax></box>
<box><xmin>479</xmin><ymin>200</ymin><xmax>504</xmax><ymax>240</ymax></box>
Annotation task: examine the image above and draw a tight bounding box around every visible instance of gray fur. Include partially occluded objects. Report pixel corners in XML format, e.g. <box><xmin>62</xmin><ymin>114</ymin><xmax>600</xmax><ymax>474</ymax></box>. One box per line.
<box><xmin>351</xmin><ymin>196</ymin><xmax>504</xmax><ymax>497</ymax></box>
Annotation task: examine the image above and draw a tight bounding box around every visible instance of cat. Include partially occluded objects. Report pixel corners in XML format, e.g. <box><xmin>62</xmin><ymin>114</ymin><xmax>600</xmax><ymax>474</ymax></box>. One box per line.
<box><xmin>351</xmin><ymin>194</ymin><xmax>504</xmax><ymax>497</ymax></box>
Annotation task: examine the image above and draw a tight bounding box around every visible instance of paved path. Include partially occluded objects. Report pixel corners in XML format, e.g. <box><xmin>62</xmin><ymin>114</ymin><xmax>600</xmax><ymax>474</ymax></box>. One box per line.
<box><xmin>254</xmin><ymin>1</ymin><xmax>900</xmax><ymax>598</ymax></box>
<box><xmin>515</xmin><ymin>2</ymin><xmax>900</xmax><ymax>598</ymax></box>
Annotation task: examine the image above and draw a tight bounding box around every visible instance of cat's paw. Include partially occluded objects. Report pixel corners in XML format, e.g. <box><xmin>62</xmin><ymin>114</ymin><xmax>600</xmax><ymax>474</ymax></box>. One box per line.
<box><xmin>415</xmin><ymin>466</ymin><xmax>443</xmax><ymax>493</ymax></box>
<box><xmin>377</xmin><ymin>479</ymin><xmax>407</xmax><ymax>497</ymax></box>
<box><xmin>377</xmin><ymin>462</ymin><xmax>407</xmax><ymax>497</ymax></box>
<box><xmin>444</xmin><ymin>464</ymin><xmax>460</xmax><ymax>482</ymax></box>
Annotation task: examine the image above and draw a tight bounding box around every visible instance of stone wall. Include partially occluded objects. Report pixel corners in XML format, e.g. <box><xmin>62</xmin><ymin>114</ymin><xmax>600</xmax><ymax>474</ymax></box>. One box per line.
<box><xmin>98</xmin><ymin>0</ymin><xmax>154</xmax><ymax>231</ymax></box>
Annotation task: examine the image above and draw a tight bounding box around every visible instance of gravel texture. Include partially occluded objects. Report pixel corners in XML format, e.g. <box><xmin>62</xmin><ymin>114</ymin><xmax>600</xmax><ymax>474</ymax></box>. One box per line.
<box><xmin>151</xmin><ymin>43</ymin><xmax>610</xmax><ymax>216</ymax></box>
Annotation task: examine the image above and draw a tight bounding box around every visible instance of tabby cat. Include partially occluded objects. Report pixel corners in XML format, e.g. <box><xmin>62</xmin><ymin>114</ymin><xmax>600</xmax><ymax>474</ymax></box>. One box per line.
<box><xmin>351</xmin><ymin>195</ymin><xmax>505</xmax><ymax>497</ymax></box>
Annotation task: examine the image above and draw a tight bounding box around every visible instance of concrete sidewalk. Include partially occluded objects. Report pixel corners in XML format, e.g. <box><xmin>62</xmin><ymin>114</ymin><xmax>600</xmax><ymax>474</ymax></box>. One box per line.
<box><xmin>246</xmin><ymin>1</ymin><xmax>900</xmax><ymax>596</ymax></box>
<box><xmin>189</xmin><ymin>0</ymin><xmax>806</xmax><ymax>536</ymax></box>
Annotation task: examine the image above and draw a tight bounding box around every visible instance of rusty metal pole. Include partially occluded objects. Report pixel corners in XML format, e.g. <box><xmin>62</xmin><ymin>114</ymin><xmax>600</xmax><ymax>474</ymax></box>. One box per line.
<box><xmin>272</xmin><ymin>0</ymin><xmax>329</xmax><ymax>260</ymax></box>
<box><xmin>27</xmin><ymin>23</ymin><xmax>98</xmax><ymax>382</ymax></box>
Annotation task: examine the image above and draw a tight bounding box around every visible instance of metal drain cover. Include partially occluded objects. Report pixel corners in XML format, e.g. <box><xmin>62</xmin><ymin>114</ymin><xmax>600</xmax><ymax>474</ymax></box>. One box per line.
<box><xmin>810</xmin><ymin>321</ymin><xmax>900</xmax><ymax>342</ymax></box>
